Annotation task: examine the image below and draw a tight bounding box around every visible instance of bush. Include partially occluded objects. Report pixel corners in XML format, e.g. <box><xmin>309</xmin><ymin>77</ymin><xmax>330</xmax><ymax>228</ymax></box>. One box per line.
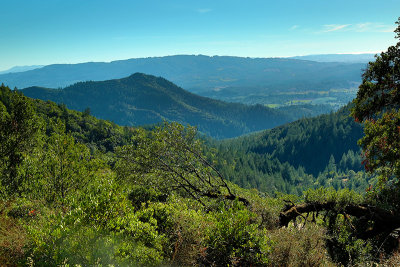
<box><xmin>23</xmin><ymin>173</ymin><xmax>167</xmax><ymax>266</ymax></box>
<box><xmin>267</xmin><ymin>224</ymin><xmax>335</xmax><ymax>267</ymax></box>
<box><xmin>128</xmin><ymin>186</ymin><xmax>168</xmax><ymax>210</ymax></box>
<box><xmin>0</xmin><ymin>201</ymin><xmax>28</xmax><ymax>266</ymax></box>
<box><xmin>201</xmin><ymin>201</ymin><xmax>271</xmax><ymax>266</ymax></box>
<box><xmin>167</xmin><ymin>196</ymin><xmax>208</xmax><ymax>266</ymax></box>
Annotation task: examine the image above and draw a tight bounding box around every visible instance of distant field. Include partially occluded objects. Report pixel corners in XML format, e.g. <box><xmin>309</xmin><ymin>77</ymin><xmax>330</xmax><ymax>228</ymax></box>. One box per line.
<box><xmin>264</xmin><ymin>104</ymin><xmax>281</xmax><ymax>108</ymax></box>
<box><xmin>284</xmin><ymin>99</ymin><xmax>312</xmax><ymax>105</ymax></box>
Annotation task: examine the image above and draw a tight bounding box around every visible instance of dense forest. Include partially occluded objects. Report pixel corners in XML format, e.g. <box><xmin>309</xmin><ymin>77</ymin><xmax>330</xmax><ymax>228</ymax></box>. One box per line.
<box><xmin>211</xmin><ymin>105</ymin><xmax>370</xmax><ymax>194</ymax></box>
<box><xmin>22</xmin><ymin>73</ymin><xmax>302</xmax><ymax>139</ymax></box>
<box><xmin>2</xmin><ymin>17</ymin><xmax>400</xmax><ymax>267</ymax></box>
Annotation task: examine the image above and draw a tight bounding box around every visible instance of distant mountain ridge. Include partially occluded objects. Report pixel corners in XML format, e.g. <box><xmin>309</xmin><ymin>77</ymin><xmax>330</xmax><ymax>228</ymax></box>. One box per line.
<box><xmin>22</xmin><ymin>73</ymin><xmax>296</xmax><ymax>139</ymax></box>
<box><xmin>0</xmin><ymin>65</ymin><xmax>44</xmax><ymax>75</ymax></box>
<box><xmin>0</xmin><ymin>55</ymin><xmax>365</xmax><ymax>93</ymax></box>
<box><xmin>289</xmin><ymin>53</ymin><xmax>376</xmax><ymax>63</ymax></box>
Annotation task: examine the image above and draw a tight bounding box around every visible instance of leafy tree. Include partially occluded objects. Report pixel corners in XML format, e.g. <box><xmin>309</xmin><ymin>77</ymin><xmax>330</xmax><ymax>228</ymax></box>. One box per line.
<box><xmin>116</xmin><ymin>122</ymin><xmax>246</xmax><ymax>205</ymax></box>
<box><xmin>38</xmin><ymin>120</ymin><xmax>97</xmax><ymax>204</ymax></box>
<box><xmin>0</xmin><ymin>86</ymin><xmax>42</xmax><ymax>196</ymax></box>
<box><xmin>278</xmin><ymin>18</ymin><xmax>400</xmax><ymax>264</ymax></box>
<box><xmin>351</xmin><ymin>17</ymin><xmax>400</xmax><ymax>187</ymax></box>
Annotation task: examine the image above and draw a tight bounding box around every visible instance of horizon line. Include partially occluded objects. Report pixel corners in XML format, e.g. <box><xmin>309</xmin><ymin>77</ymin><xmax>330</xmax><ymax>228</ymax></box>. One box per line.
<box><xmin>0</xmin><ymin>52</ymin><xmax>381</xmax><ymax>72</ymax></box>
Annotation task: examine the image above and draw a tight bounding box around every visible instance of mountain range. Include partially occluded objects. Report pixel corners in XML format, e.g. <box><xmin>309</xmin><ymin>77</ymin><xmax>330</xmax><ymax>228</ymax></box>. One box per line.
<box><xmin>1</xmin><ymin>55</ymin><xmax>366</xmax><ymax>94</ymax></box>
<box><xmin>288</xmin><ymin>53</ymin><xmax>376</xmax><ymax>63</ymax></box>
<box><xmin>0</xmin><ymin>65</ymin><xmax>44</xmax><ymax>75</ymax></box>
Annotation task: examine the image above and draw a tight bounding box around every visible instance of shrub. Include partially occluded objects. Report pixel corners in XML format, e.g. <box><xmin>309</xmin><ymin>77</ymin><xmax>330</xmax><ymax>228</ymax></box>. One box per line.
<box><xmin>267</xmin><ymin>224</ymin><xmax>335</xmax><ymax>267</ymax></box>
<box><xmin>0</xmin><ymin>201</ymin><xmax>28</xmax><ymax>266</ymax></box>
<box><xmin>167</xmin><ymin>196</ymin><xmax>208</xmax><ymax>266</ymax></box>
<box><xmin>202</xmin><ymin>201</ymin><xmax>271</xmax><ymax>266</ymax></box>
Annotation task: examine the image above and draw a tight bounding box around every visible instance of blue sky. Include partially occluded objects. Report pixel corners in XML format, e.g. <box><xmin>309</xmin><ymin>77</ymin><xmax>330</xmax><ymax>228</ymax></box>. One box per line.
<box><xmin>1</xmin><ymin>0</ymin><xmax>399</xmax><ymax>71</ymax></box>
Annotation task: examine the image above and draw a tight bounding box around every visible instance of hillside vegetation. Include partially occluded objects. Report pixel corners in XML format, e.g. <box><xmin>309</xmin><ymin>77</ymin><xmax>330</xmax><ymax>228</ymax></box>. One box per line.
<box><xmin>212</xmin><ymin>105</ymin><xmax>370</xmax><ymax>194</ymax></box>
<box><xmin>0</xmin><ymin>84</ymin><xmax>340</xmax><ymax>266</ymax></box>
<box><xmin>22</xmin><ymin>73</ymin><xmax>298</xmax><ymax>139</ymax></box>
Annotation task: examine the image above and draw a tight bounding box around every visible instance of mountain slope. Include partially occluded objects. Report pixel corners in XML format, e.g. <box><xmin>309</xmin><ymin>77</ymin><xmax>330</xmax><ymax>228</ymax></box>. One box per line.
<box><xmin>242</xmin><ymin>105</ymin><xmax>363</xmax><ymax>175</ymax></box>
<box><xmin>0</xmin><ymin>55</ymin><xmax>365</xmax><ymax>93</ymax></box>
<box><xmin>0</xmin><ymin>65</ymin><xmax>44</xmax><ymax>74</ymax></box>
<box><xmin>22</xmin><ymin>73</ymin><xmax>294</xmax><ymax>139</ymax></box>
<box><xmin>212</xmin><ymin>104</ymin><xmax>366</xmax><ymax>193</ymax></box>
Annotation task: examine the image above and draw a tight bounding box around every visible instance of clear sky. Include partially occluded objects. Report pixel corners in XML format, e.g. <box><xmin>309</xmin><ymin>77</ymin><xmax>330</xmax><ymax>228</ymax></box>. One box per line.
<box><xmin>1</xmin><ymin>0</ymin><xmax>399</xmax><ymax>71</ymax></box>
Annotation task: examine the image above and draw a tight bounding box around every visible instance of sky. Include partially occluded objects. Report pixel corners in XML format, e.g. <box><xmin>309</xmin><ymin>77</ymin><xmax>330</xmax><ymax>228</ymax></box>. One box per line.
<box><xmin>0</xmin><ymin>0</ymin><xmax>399</xmax><ymax>71</ymax></box>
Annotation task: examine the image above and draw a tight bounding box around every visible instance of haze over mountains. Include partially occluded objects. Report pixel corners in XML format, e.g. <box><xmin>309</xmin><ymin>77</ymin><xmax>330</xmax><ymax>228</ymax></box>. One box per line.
<box><xmin>0</xmin><ymin>54</ymin><xmax>370</xmax><ymax>117</ymax></box>
<box><xmin>1</xmin><ymin>55</ymin><xmax>366</xmax><ymax>92</ymax></box>
<box><xmin>0</xmin><ymin>65</ymin><xmax>45</xmax><ymax>75</ymax></box>
<box><xmin>288</xmin><ymin>53</ymin><xmax>376</xmax><ymax>63</ymax></box>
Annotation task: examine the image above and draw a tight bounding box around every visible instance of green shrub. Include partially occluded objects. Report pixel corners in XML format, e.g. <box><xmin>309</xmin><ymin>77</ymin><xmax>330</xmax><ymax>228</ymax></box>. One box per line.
<box><xmin>128</xmin><ymin>186</ymin><xmax>168</xmax><ymax>210</ymax></box>
<box><xmin>24</xmin><ymin>173</ymin><xmax>167</xmax><ymax>266</ymax></box>
<box><xmin>167</xmin><ymin>196</ymin><xmax>208</xmax><ymax>266</ymax></box>
<box><xmin>202</xmin><ymin>201</ymin><xmax>271</xmax><ymax>266</ymax></box>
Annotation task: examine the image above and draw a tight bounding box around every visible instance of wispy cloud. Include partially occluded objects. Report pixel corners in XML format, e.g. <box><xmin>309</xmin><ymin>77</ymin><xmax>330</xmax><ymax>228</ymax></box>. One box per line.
<box><xmin>197</xmin><ymin>8</ymin><xmax>212</xmax><ymax>14</ymax></box>
<box><xmin>322</xmin><ymin>24</ymin><xmax>350</xmax><ymax>32</ymax></box>
<box><xmin>290</xmin><ymin>25</ymin><xmax>299</xmax><ymax>30</ymax></box>
<box><xmin>354</xmin><ymin>22</ymin><xmax>395</xmax><ymax>33</ymax></box>
<box><xmin>319</xmin><ymin>22</ymin><xmax>394</xmax><ymax>33</ymax></box>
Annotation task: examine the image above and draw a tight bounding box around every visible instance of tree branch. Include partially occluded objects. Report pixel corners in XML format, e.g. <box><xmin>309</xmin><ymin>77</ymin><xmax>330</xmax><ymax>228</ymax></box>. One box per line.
<box><xmin>279</xmin><ymin>202</ymin><xmax>400</xmax><ymax>239</ymax></box>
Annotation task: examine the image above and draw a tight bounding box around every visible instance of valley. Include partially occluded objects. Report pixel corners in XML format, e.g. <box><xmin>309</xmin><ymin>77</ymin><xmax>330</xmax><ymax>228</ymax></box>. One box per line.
<box><xmin>1</xmin><ymin>55</ymin><xmax>366</xmax><ymax>117</ymax></box>
<box><xmin>1</xmin><ymin>5</ymin><xmax>399</xmax><ymax>264</ymax></box>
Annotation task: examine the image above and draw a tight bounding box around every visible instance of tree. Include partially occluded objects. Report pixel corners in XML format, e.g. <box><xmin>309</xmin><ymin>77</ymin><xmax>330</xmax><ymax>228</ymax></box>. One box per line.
<box><xmin>0</xmin><ymin>85</ymin><xmax>42</xmax><ymax>195</ymax></box>
<box><xmin>39</xmin><ymin>120</ymin><xmax>96</xmax><ymax>204</ymax></box>
<box><xmin>116</xmin><ymin>122</ymin><xmax>247</xmax><ymax>206</ymax></box>
<box><xmin>278</xmin><ymin>18</ymin><xmax>400</xmax><ymax>263</ymax></box>
<box><xmin>351</xmin><ymin>17</ymin><xmax>400</xmax><ymax>186</ymax></box>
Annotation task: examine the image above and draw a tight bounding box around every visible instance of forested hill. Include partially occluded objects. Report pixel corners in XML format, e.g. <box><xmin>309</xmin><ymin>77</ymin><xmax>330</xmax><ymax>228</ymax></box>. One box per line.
<box><xmin>22</xmin><ymin>73</ymin><xmax>294</xmax><ymax>139</ymax></box>
<box><xmin>244</xmin><ymin>105</ymin><xmax>363</xmax><ymax>175</ymax></box>
<box><xmin>0</xmin><ymin>55</ymin><xmax>364</xmax><ymax>92</ymax></box>
<box><xmin>213</xmin><ymin>105</ymin><xmax>367</xmax><ymax>194</ymax></box>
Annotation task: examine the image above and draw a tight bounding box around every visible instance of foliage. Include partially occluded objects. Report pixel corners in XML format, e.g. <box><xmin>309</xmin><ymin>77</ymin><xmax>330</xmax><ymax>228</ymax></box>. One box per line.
<box><xmin>202</xmin><ymin>201</ymin><xmax>271</xmax><ymax>266</ymax></box>
<box><xmin>303</xmin><ymin>187</ymin><xmax>364</xmax><ymax>207</ymax></box>
<box><xmin>211</xmin><ymin>104</ymin><xmax>367</xmax><ymax>194</ymax></box>
<box><xmin>25</xmin><ymin>171</ymin><xmax>167</xmax><ymax>266</ymax></box>
<box><xmin>33</xmin><ymin>99</ymin><xmax>133</xmax><ymax>153</ymax></box>
<box><xmin>346</xmin><ymin>18</ymin><xmax>400</xmax><ymax>260</ymax></box>
<box><xmin>324</xmin><ymin>214</ymin><xmax>373</xmax><ymax>266</ymax></box>
<box><xmin>351</xmin><ymin>17</ymin><xmax>400</xmax><ymax>187</ymax></box>
<box><xmin>0</xmin><ymin>201</ymin><xmax>28</xmax><ymax>265</ymax></box>
<box><xmin>1</xmin><ymin>74</ymin><xmax>391</xmax><ymax>266</ymax></box>
<box><xmin>358</xmin><ymin>111</ymin><xmax>400</xmax><ymax>186</ymax></box>
<box><xmin>0</xmin><ymin>86</ymin><xmax>43</xmax><ymax>196</ymax></box>
<box><xmin>116</xmin><ymin>122</ymin><xmax>236</xmax><ymax>204</ymax></box>
<box><xmin>39</xmin><ymin>120</ymin><xmax>99</xmax><ymax>204</ymax></box>
<box><xmin>267</xmin><ymin>225</ymin><xmax>335</xmax><ymax>267</ymax></box>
